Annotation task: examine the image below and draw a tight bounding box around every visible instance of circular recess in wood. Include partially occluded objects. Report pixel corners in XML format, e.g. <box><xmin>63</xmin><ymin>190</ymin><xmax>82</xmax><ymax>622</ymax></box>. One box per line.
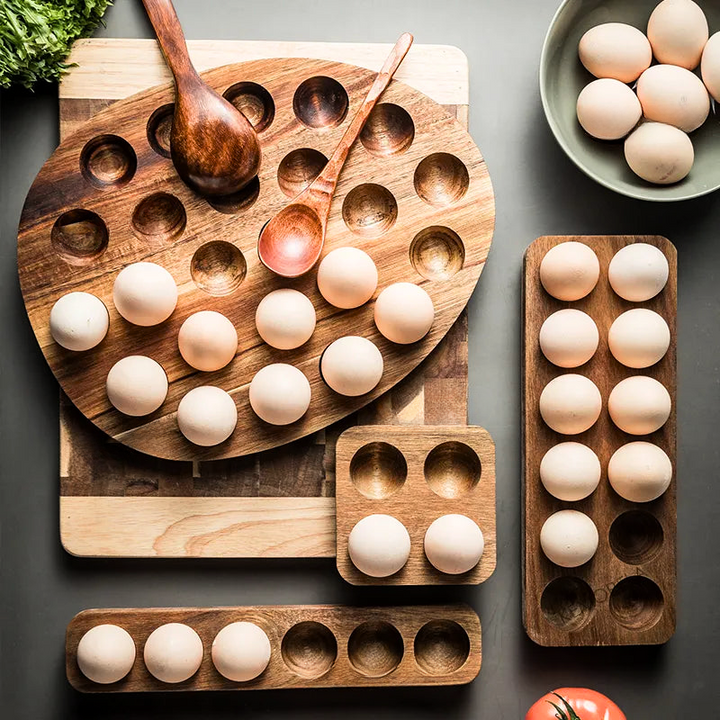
<box><xmin>410</xmin><ymin>226</ymin><xmax>465</xmax><ymax>281</ymax></box>
<box><xmin>609</xmin><ymin>576</ymin><xmax>664</xmax><ymax>631</ymax></box>
<box><xmin>541</xmin><ymin>576</ymin><xmax>596</xmax><ymax>631</ymax></box>
<box><xmin>281</xmin><ymin>621</ymin><xmax>337</xmax><ymax>679</ymax></box>
<box><xmin>206</xmin><ymin>176</ymin><xmax>260</xmax><ymax>214</ymax></box>
<box><xmin>424</xmin><ymin>441</ymin><xmax>481</xmax><ymax>499</ymax></box>
<box><xmin>131</xmin><ymin>192</ymin><xmax>187</xmax><ymax>244</ymax></box>
<box><xmin>293</xmin><ymin>76</ymin><xmax>349</xmax><ymax>129</ymax></box>
<box><xmin>414</xmin><ymin>153</ymin><xmax>470</xmax><ymax>208</ymax></box>
<box><xmin>191</xmin><ymin>241</ymin><xmax>247</xmax><ymax>297</ymax></box>
<box><xmin>610</xmin><ymin>511</ymin><xmax>664</xmax><ymax>566</ymax></box>
<box><xmin>342</xmin><ymin>183</ymin><xmax>398</xmax><ymax>238</ymax></box>
<box><xmin>347</xmin><ymin>621</ymin><xmax>404</xmax><ymax>678</ymax></box>
<box><xmin>223</xmin><ymin>81</ymin><xmax>275</xmax><ymax>133</ymax></box>
<box><xmin>146</xmin><ymin>103</ymin><xmax>174</xmax><ymax>158</ymax></box>
<box><xmin>359</xmin><ymin>103</ymin><xmax>415</xmax><ymax>156</ymax></box>
<box><xmin>350</xmin><ymin>442</ymin><xmax>407</xmax><ymax>499</ymax></box>
<box><xmin>413</xmin><ymin>620</ymin><xmax>470</xmax><ymax>676</ymax></box>
<box><xmin>80</xmin><ymin>134</ymin><xmax>137</xmax><ymax>189</ymax></box>
<box><xmin>51</xmin><ymin>209</ymin><xmax>109</xmax><ymax>266</ymax></box>
<box><xmin>277</xmin><ymin>148</ymin><xmax>328</xmax><ymax>198</ymax></box>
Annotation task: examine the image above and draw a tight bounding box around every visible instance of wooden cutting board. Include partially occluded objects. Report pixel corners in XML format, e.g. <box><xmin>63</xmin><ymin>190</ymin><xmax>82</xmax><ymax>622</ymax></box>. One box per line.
<box><xmin>58</xmin><ymin>39</ymin><xmax>477</xmax><ymax>558</ymax></box>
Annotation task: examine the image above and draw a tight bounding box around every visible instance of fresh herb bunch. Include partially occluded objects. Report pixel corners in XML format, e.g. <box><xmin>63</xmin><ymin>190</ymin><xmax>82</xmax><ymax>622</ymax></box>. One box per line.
<box><xmin>0</xmin><ymin>0</ymin><xmax>112</xmax><ymax>90</ymax></box>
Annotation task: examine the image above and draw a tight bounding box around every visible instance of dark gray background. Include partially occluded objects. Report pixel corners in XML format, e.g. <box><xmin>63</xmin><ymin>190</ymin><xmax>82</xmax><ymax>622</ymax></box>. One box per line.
<box><xmin>2</xmin><ymin>1</ymin><xmax>719</xmax><ymax>716</ymax></box>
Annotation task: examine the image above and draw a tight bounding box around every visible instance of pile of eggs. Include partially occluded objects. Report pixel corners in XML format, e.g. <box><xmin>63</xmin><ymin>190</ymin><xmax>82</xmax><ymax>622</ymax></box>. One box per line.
<box><xmin>49</xmin><ymin>246</ymin><xmax>435</xmax><ymax>447</ymax></box>
<box><xmin>536</xmin><ymin>241</ymin><xmax>673</xmax><ymax>568</ymax></box>
<box><xmin>576</xmin><ymin>0</ymin><xmax>720</xmax><ymax>185</ymax></box>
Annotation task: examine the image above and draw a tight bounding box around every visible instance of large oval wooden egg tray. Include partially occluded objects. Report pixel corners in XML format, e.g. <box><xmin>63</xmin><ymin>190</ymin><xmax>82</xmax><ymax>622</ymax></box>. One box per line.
<box><xmin>18</xmin><ymin>58</ymin><xmax>495</xmax><ymax>461</ymax></box>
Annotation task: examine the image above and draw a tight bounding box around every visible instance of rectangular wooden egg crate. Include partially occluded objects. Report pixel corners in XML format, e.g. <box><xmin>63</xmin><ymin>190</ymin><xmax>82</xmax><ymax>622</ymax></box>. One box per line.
<box><xmin>522</xmin><ymin>235</ymin><xmax>677</xmax><ymax>647</ymax></box>
<box><xmin>66</xmin><ymin>604</ymin><xmax>482</xmax><ymax>692</ymax></box>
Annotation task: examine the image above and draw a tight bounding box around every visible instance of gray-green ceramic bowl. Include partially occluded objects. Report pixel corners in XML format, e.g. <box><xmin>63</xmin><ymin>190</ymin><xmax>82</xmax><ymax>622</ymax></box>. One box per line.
<box><xmin>540</xmin><ymin>0</ymin><xmax>720</xmax><ymax>202</ymax></box>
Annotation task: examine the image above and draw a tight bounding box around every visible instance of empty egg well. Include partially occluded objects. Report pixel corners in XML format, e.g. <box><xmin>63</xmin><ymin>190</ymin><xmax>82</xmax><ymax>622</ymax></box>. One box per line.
<box><xmin>342</xmin><ymin>184</ymin><xmax>398</xmax><ymax>238</ymax></box>
<box><xmin>281</xmin><ymin>621</ymin><xmax>337</xmax><ymax>679</ymax></box>
<box><xmin>146</xmin><ymin>103</ymin><xmax>174</xmax><ymax>158</ymax></box>
<box><xmin>223</xmin><ymin>81</ymin><xmax>275</xmax><ymax>133</ymax></box>
<box><xmin>610</xmin><ymin>511</ymin><xmax>664</xmax><ymax>566</ymax></box>
<box><xmin>191</xmin><ymin>241</ymin><xmax>247</xmax><ymax>296</ymax></box>
<box><xmin>51</xmin><ymin>209</ymin><xmax>109</xmax><ymax>266</ymax></box>
<box><xmin>293</xmin><ymin>76</ymin><xmax>349</xmax><ymax>129</ymax></box>
<box><xmin>350</xmin><ymin>442</ymin><xmax>407</xmax><ymax>499</ymax></box>
<box><xmin>410</xmin><ymin>226</ymin><xmax>465</xmax><ymax>281</ymax></box>
<box><xmin>359</xmin><ymin>103</ymin><xmax>415</xmax><ymax>156</ymax></box>
<box><xmin>424</xmin><ymin>441</ymin><xmax>481</xmax><ymax>499</ymax></box>
<box><xmin>413</xmin><ymin>620</ymin><xmax>470</xmax><ymax>676</ymax></box>
<box><xmin>131</xmin><ymin>192</ymin><xmax>186</xmax><ymax>244</ymax></box>
<box><xmin>347</xmin><ymin>621</ymin><xmax>404</xmax><ymax>678</ymax></box>
<box><xmin>540</xmin><ymin>576</ymin><xmax>596</xmax><ymax>632</ymax></box>
<box><xmin>206</xmin><ymin>176</ymin><xmax>260</xmax><ymax>214</ymax></box>
<box><xmin>80</xmin><ymin>134</ymin><xmax>137</xmax><ymax>189</ymax></box>
<box><xmin>609</xmin><ymin>576</ymin><xmax>664</xmax><ymax>631</ymax></box>
<box><xmin>277</xmin><ymin>148</ymin><xmax>328</xmax><ymax>198</ymax></box>
<box><xmin>414</xmin><ymin>153</ymin><xmax>470</xmax><ymax>208</ymax></box>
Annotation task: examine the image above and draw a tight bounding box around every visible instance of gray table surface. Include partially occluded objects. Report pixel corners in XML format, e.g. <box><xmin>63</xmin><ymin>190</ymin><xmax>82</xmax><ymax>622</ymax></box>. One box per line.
<box><xmin>2</xmin><ymin>1</ymin><xmax>719</xmax><ymax>717</ymax></box>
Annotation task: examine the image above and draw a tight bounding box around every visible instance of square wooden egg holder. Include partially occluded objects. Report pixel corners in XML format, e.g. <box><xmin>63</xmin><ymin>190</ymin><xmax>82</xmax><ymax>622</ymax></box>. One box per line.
<box><xmin>66</xmin><ymin>604</ymin><xmax>482</xmax><ymax>692</ymax></box>
<box><xmin>522</xmin><ymin>235</ymin><xmax>677</xmax><ymax>647</ymax></box>
<box><xmin>335</xmin><ymin>425</ymin><xmax>496</xmax><ymax>585</ymax></box>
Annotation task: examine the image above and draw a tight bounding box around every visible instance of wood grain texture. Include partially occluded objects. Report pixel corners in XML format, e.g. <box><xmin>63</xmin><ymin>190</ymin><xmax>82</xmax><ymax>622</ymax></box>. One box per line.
<box><xmin>522</xmin><ymin>236</ymin><xmax>677</xmax><ymax>647</ymax></box>
<box><xmin>57</xmin><ymin>41</ymin><xmax>472</xmax><ymax>558</ymax></box>
<box><xmin>336</xmin><ymin>425</ymin><xmax>496</xmax><ymax>585</ymax></box>
<box><xmin>20</xmin><ymin>57</ymin><xmax>494</xmax><ymax>462</ymax></box>
<box><xmin>66</xmin><ymin>604</ymin><xmax>481</xmax><ymax>691</ymax></box>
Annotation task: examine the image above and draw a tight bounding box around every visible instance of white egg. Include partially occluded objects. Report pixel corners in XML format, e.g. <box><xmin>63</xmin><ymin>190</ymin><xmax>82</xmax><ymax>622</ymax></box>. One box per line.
<box><xmin>424</xmin><ymin>514</ymin><xmax>484</xmax><ymax>575</ymax></box>
<box><xmin>609</xmin><ymin>309</ymin><xmax>671</xmax><ymax>368</ymax></box>
<box><xmin>317</xmin><ymin>247</ymin><xmax>378</xmax><ymax>309</ymax></box>
<box><xmin>178</xmin><ymin>310</ymin><xmax>238</xmax><ymax>372</ymax></box>
<box><xmin>539</xmin><ymin>309</ymin><xmax>599</xmax><ymax>368</ymax></box>
<box><xmin>49</xmin><ymin>291</ymin><xmax>109</xmax><ymax>351</ymax></box>
<box><xmin>539</xmin><ymin>442</ymin><xmax>601</xmax><ymax>501</ymax></box>
<box><xmin>540</xmin><ymin>510</ymin><xmax>599</xmax><ymax>568</ymax></box>
<box><xmin>374</xmin><ymin>282</ymin><xmax>434</xmax><ymax>344</ymax></box>
<box><xmin>143</xmin><ymin>623</ymin><xmax>203</xmax><ymax>684</ymax></box>
<box><xmin>249</xmin><ymin>364</ymin><xmax>311</xmax><ymax>425</ymax></box>
<box><xmin>609</xmin><ymin>376</ymin><xmax>672</xmax><ymax>435</ymax></box>
<box><xmin>177</xmin><ymin>386</ymin><xmax>237</xmax><ymax>446</ymax></box>
<box><xmin>255</xmin><ymin>289</ymin><xmax>316</xmax><ymax>350</ymax></box>
<box><xmin>624</xmin><ymin>122</ymin><xmax>694</xmax><ymax>185</ymax></box>
<box><xmin>647</xmin><ymin>0</ymin><xmax>709</xmax><ymax>70</ymax></box>
<box><xmin>539</xmin><ymin>242</ymin><xmax>599</xmax><ymax>301</ymax></box>
<box><xmin>539</xmin><ymin>374</ymin><xmax>602</xmax><ymax>435</ymax></box>
<box><xmin>578</xmin><ymin>23</ymin><xmax>652</xmax><ymax>83</ymax></box>
<box><xmin>348</xmin><ymin>514</ymin><xmax>411</xmax><ymax>577</ymax></box>
<box><xmin>106</xmin><ymin>356</ymin><xmax>168</xmax><ymax>416</ymax></box>
<box><xmin>609</xmin><ymin>243</ymin><xmax>669</xmax><ymax>301</ymax></box>
<box><xmin>212</xmin><ymin>622</ymin><xmax>271</xmax><ymax>682</ymax></box>
<box><xmin>701</xmin><ymin>32</ymin><xmax>720</xmax><ymax>102</ymax></box>
<box><xmin>608</xmin><ymin>441</ymin><xmax>673</xmax><ymax>502</ymax></box>
<box><xmin>76</xmin><ymin>624</ymin><xmax>136</xmax><ymax>685</ymax></box>
<box><xmin>321</xmin><ymin>336</ymin><xmax>383</xmax><ymax>396</ymax></box>
<box><xmin>637</xmin><ymin>65</ymin><xmax>709</xmax><ymax>132</ymax></box>
<box><xmin>576</xmin><ymin>79</ymin><xmax>642</xmax><ymax>140</ymax></box>
<box><xmin>113</xmin><ymin>262</ymin><xmax>178</xmax><ymax>326</ymax></box>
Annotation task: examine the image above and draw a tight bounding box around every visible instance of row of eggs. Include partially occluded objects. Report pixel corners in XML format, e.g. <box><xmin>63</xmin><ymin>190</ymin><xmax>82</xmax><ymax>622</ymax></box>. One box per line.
<box><xmin>49</xmin><ymin>247</ymin><xmax>435</xmax><ymax>446</ymax></box>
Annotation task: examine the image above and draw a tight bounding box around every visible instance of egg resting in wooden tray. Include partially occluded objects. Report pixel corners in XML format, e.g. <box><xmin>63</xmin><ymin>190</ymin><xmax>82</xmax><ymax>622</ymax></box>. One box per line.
<box><xmin>522</xmin><ymin>236</ymin><xmax>677</xmax><ymax>647</ymax></box>
<box><xmin>17</xmin><ymin>57</ymin><xmax>494</xmax><ymax>461</ymax></box>
<box><xmin>67</xmin><ymin>604</ymin><xmax>481</xmax><ymax>692</ymax></box>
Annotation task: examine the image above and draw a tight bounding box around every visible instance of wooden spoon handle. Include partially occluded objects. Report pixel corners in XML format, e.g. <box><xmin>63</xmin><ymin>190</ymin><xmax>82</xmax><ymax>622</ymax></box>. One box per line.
<box><xmin>316</xmin><ymin>32</ymin><xmax>414</xmax><ymax>193</ymax></box>
<box><xmin>141</xmin><ymin>0</ymin><xmax>197</xmax><ymax>82</ymax></box>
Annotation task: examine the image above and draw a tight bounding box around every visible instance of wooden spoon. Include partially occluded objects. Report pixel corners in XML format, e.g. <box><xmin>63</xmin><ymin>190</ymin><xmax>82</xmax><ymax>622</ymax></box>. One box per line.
<box><xmin>258</xmin><ymin>32</ymin><xmax>414</xmax><ymax>278</ymax></box>
<box><xmin>142</xmin><ymin>0</ymin><xmax>261</xmax><ymax>197</ymax></box>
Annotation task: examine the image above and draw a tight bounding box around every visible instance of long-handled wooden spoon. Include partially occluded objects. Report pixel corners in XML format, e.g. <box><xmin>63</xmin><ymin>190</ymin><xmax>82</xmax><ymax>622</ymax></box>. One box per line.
<box><xmin>142</xmin><ymin>0</ymin><xmax>261</xmax><ymax>197</ymax></box>
<box><xmin>258</xmin><ymin>32</ymin><xmax>414</xmax><ymax>278</ymax></box>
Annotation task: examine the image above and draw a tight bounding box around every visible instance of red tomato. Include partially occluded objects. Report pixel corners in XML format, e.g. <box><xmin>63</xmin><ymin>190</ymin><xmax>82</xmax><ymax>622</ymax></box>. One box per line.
<box><xmin>526</xmin><ymin>688</ymin><xmax>626</xmax><ymax>720</ymax></box>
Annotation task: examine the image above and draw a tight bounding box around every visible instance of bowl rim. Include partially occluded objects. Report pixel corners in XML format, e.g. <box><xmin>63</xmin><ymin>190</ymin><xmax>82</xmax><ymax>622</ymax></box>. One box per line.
<box><xmin>539</xmin><ymin>0</ymin><xmax>719</xmax><ymax>203</ymax></box>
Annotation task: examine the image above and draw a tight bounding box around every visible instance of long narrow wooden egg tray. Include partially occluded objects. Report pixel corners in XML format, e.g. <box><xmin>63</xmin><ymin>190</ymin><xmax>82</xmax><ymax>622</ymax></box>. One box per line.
<box><xmin>522</xmin><ymin>235</ymin><xmax>677</xmax><ymax>647</ymax></box>
<box><xmin>336</xmin><ymin>425</ymin><xmax>496</xmax><ymax>585</ymax></box>
<box><xmin>66</xmin><ymin>604</ymin><xmax>482</xmax><ymax>692</ymax></box>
